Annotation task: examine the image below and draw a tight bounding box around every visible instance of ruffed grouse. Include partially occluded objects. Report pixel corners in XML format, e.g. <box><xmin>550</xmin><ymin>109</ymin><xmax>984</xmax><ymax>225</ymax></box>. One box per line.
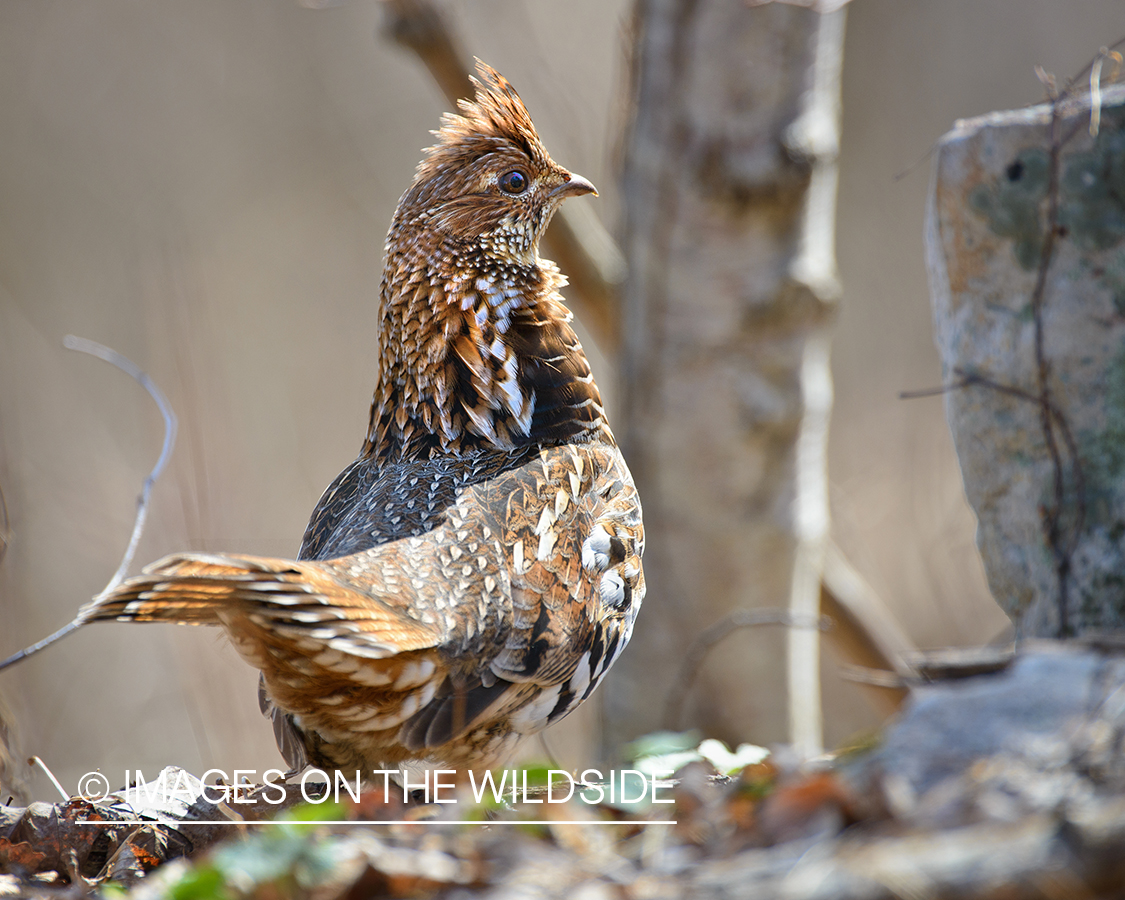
<box><xmin>80</xmin><ymin>63</ymin><xmax>644</xmax><ymax>774</ymax></box>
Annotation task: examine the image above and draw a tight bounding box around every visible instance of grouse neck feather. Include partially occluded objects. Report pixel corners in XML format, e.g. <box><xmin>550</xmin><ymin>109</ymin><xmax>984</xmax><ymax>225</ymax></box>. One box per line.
<box><xmin>364</xmin><ymin>231</ymin><xmax>609</xmax><ymax>462</ymax></box>
<box><xmin>362</xmin><ymin>65</ymin><xmax>609</xmax><ymax>463</ymax></box>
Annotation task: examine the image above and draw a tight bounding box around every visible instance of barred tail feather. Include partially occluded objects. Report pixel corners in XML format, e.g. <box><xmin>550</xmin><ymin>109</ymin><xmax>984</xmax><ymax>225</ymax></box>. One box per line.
<box><xmin>77</xmin><ymin>553</ymin><xmax>304</xmax><ymax>625</ymax></box>
<box><xmin>77</xmin><ymin>551</ymin><xmax>442</xmax><ymax>656</ymax></box>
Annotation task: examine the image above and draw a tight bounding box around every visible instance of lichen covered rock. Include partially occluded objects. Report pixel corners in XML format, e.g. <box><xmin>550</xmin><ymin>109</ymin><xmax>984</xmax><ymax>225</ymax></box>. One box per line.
<box><xmin>926</xmin><ymin>84</ymin><xmax>1125</xmax><ymax>637</ymax></box>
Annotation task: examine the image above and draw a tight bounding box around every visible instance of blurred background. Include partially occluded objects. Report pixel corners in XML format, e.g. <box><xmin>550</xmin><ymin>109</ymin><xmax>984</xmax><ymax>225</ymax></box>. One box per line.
<box><xmin>1</xmin><ymin>0</ymin><xmax>1121</xmax><ymax>799</ymax></box>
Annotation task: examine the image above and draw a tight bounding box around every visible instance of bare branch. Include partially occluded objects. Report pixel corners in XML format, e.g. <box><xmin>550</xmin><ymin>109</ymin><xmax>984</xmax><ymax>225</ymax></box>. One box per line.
<box><xmin>663</xmin><ymin>609</ymin><xmax>828</xmax><ymax>732</ymax></box>
<box><xmin>0</xmin><ymin>479</ymin><xmax>9</xmax><ymax>569</ymax></box>
<box><xmin>0</xmin><ymin>337</ymin><xmax>177</xmax><ymax>672</ymax></box>
<box><xmin>63</xmin><ymin>336</ymin><xmax>177</xmax><ymax>593</ymax></box>
<box><xmin>898</xmin><ymin>379</ymin><xmax>971</xmax><ymax>400</ymax></box>
<box><xmin>28</xmin><ymin>756</ymin><xmax>70</xmax><ymax>802</ymax></box>
<box><xmin>1060</xmin><ymin>36</ymin><xmax>1125</xmax><ymax>100</ymax></box>
<box><xmin>381</xmin><ymin>0</ymin><xmax>473</xmax><ymax>102</ymax></box>
<box><xmin>819</xmin><ymin>541</ymin><xmax>916</xmax><ymax>713</ymax></box>
<box><xmin>835</xmin><ymin>664</ymin><xmax>904</xmax><ymax>690</ymax></box>
<box><xmin>900</xmin><ymin>362</ymin><xmax>1088</xmax><ymax>639</ymax></box>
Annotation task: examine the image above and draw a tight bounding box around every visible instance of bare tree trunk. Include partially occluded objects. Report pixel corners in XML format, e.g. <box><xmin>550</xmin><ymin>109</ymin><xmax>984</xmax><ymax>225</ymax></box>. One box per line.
<box><xmin>610</xmin><ymin>0</ymin><xmax>845</xmax><ymax>756</ymax></box>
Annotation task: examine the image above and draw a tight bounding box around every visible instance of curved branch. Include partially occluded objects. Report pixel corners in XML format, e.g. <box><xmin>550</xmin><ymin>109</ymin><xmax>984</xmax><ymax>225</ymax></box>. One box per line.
<box><xmin>662</xmin><ymin>609</ymin><xmax>829</xmax><ymax>731</ymax></box>
<box><xmin>0</xmin><ymin>337</ymin><xmax>177</xmax><ymax>672</ymax></box>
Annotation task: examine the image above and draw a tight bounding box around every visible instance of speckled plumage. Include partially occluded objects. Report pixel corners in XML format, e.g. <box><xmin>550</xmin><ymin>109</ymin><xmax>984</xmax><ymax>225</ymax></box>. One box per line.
<box><xmin>82</xmin><ymin>63</ymin><xmax>644</xmax><ymax>773</ymax></box>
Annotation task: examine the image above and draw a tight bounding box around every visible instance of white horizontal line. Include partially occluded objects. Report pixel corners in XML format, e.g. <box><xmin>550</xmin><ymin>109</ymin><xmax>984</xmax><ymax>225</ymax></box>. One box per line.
<box><xmin>77</xmin><ymin>819</ymin><xmax>676</xmax><ymax>826</ymax></box>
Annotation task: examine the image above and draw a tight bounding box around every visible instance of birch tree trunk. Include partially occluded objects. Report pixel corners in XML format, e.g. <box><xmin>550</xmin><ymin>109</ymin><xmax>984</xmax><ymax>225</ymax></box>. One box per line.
<box><xmin>609</xmin><ymin>0</ymin><xmax>846</xmax><ymax>756</ymax></box>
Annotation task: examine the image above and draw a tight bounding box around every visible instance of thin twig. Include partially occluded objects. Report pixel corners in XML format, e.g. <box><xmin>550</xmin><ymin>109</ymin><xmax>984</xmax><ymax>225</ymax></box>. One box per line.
<box><xmin>536</xmin><ymin>731</ymin><xmax>564</xmax><ymax>774</ymax></box>
<box><xmin>1060</xmin><ymin>36</ymin><xmax>1125</xmax><ymax>99</ymax></box>
<box><xmin>0</xmin><ymin>622</ymin><xmax>86</xmax><ymax>673</ymax></box>
<box><xmin>1034</xmin><ymin>47</ymin><xmax>1124</xmax><ymax>630</ymax></box>
<box><xmin>663</xmin><ymin>609</ymin><xmax>829</xmax><ymax>731</ymax></box>
<box><xmin>0</xmin><ymin>479</ymin><xmax>9</xmax><ymax>568</ymax></box>
<box><xmin>0</xmin><ymin>337</ymin><xmax>177</xmax><ymax>672</ymax></box>
<box><xmin>1090</xmin><ymin>53</ymin><xmax>1106</xmax><ymax>137</ymax></box>
<box><xmin>1031</xmin><ymin>96</ymin><xmax>1072</xmax><ymax>635</ymax></box>
<box><xmin>902</xmin><ymin>362</ymin><xmax>1087</xmax><ymax>639</ymax></box>
<box><xmin>898</xmin><ymin>379</ymin><xmax>971</xmax><ymax>400</ymax></box>
<box><xmin>953</xmin><ymin>369</ymin><xmax>1086</xmax><ymax>563</ymax></box>
<box><xmin>1088</xmin><ymin>46</ymin><xmax>1123</xmax><ymax>141</ymax></box>
<box><xmin>62</xmin><ymin>336</ymin><xmax>178</xmax><ymax>593</ymax></box>
<box><xmin>835</xmin><ymin>664</ymin><xmax>904</xmax><ymax>690</ymax></box>
<box><xmin>819</xmin><ymin>541</ymin><xmax>916</xmax><ymax>714</ymax></box>
<box><xmin>892</xmin><ymin>141</ymin><xmax>941</xmax><ymax>183</ymax></box>
<box><xmin>29</xmin><ymin>756</ymin><xmax>70</xmax><ymax>802</ymax></box>
<box><xmin>1019</xmin><ymin>37</ymin><xmax>1122</xmax><ymax>635</ymax></box>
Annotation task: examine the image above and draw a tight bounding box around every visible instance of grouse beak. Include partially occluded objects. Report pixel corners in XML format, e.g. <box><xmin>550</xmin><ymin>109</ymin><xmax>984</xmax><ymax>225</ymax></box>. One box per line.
<box><xmin>552</xmin><ymin>173</ymin><xmax>598</xmax><ymax>200</ymax></box>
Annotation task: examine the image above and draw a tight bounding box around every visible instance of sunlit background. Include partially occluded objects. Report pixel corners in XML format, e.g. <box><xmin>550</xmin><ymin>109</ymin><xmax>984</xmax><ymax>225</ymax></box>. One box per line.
<box><xmin>1</xmin><ymin>0</ymin><xmax>1121</xmax><ymax>798</ymax></box>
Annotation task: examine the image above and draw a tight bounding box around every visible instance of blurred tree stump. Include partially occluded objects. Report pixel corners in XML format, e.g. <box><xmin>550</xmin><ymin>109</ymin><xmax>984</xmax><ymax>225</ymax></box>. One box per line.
<box><xmin>610</xmin><ymin>0</ymin><xmax>847</xmax><ymax>755</ymax></box>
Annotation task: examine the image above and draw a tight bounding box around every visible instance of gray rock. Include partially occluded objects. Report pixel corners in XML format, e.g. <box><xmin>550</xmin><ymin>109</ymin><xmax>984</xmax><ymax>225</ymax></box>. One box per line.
<box><xmin>925</xmin><ymin>83</ymin><xmax>1125</xmax><ymax>636</ymax></box>
<box><xmin>852</xmin><ymin>643</ymin><xmax>1125</xmax><ymax>823</ymax></box>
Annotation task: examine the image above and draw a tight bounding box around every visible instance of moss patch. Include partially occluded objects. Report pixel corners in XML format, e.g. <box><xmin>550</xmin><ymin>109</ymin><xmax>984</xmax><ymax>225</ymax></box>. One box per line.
<box><xmin>1079</xmin><ymin>342</ymin><xmax>1125</xmax><ymax>530</ymax></box>
<box><xmin>1059</xmin><ymin>107</ymin><xmax>1125</xmax><ymax>251</ymax></box>
<box><xmin>970</xmin><ymin>107</ymin><xmax>1125</xmax><ymax>269</ymax></box>
<box><xmin>969</xmin><ymin>148</ymin><xmax>1049</xmax><ymax>270</ymax></box>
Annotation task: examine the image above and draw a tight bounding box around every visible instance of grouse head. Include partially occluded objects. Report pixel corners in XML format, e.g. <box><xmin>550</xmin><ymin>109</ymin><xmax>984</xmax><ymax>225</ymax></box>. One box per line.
<box><xmin>367</xmin><ymin>62</ymin><xmax>608</xmax><ymax>462</ymax></box>
<box><xmin>398</xmin><ymin>62</ymin><xmax>596</xmax><ymax>264</ymax></box>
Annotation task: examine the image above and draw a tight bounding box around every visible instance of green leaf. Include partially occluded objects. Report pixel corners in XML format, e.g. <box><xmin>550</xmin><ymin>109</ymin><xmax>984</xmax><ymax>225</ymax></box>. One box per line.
<box><xmin>283</xmin><ymin>800</ymin><xmax>344</xmax><ymax>824</ymax></box>
<box><xmin>623</xmin><ymin>730</ymin><xmax>701</xmax><ymax>763</ymax></box>
<box><xmin>167</xmin><ymin>864</ymin><xmax>233</xmax><ymax>900</ymax></box>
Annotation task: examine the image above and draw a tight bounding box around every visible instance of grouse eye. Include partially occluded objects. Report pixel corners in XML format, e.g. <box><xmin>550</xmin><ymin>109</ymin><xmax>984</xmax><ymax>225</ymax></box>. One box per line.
<box><xmin>498</xmin><ymin>170</ymin><xmax>529</xmax><ymax>195</ymax></box>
